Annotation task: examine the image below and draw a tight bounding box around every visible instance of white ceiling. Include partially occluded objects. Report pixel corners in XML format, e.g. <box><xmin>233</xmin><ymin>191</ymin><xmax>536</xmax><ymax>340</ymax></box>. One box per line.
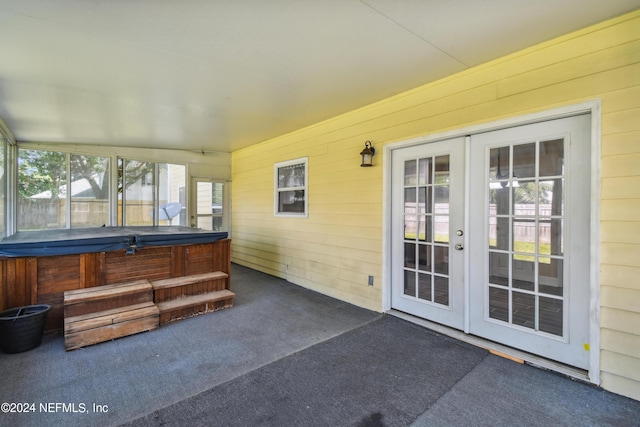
<box><xmin>0</xmin><ymin>1</ymin><xmax>638</xmax><ymax>153</ymax></box>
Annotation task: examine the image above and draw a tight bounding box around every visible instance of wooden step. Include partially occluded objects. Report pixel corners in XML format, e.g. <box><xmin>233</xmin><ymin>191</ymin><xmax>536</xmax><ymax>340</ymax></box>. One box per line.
<box><xmin>151</xmin><ymin>271</ymin><xmax>228</xmax><ymax>290</ymax></box>
<box><xmin>64</xmin><ymin>280</ymin><xmax>153</xmax><ymax>318</ymax></box>
<box><xmin>64</xmin><ymin>301</ymin><xmax>159</xmax><ymax>351</ymax></box>
<box><xmin>156</xmin><ymin>289</ymin><xmax>235</xmax><ymax>325</ymax></box>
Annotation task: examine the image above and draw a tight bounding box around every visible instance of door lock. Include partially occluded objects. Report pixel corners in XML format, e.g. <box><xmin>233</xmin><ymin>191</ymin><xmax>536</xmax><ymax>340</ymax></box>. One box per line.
<box><xmin>456</xmin><ymin>230</ymin><xmax>464</xmax><ymax>236</ymax></box>
<box><xmin>455</xmin><ymin>243</ymin><xmax>464</xmax><ymax>250</ymax></box>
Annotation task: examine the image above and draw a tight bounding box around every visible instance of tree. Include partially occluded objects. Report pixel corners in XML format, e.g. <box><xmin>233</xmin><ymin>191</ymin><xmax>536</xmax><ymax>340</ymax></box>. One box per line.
<box><xmin>18</xmin><ymin>149</ymin><xmax>66</xmax><ymax>199</ymax></box>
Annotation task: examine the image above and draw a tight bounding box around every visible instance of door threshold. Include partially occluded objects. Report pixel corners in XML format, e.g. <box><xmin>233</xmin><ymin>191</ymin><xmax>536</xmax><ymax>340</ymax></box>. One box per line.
<box><xmin>387</xmin><ymin>309</ymin><xmax>591</xmax><ymax>384</ymax></box>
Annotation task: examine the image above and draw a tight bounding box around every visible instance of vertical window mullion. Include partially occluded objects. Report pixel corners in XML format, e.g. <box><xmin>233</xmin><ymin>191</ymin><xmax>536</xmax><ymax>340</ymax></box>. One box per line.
<box><xmin>66</xmin><ymin>152</ymin><xmax>71</xmax><ymax>229</ymax></box>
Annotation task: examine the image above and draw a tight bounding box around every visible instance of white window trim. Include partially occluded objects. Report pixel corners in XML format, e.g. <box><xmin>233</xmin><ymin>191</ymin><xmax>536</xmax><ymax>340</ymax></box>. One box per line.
<box><xmin>274</xmin><ymin>157</ymin><xmax>308</xmax><ymax>218</ymax></box>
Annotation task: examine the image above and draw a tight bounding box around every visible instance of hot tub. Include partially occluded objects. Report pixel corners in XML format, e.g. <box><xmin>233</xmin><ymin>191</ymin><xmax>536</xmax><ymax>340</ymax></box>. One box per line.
<box><xmin>0</xmin><ymin>227</ymin><xmax>230</xmax><ymax>331</ymax></box>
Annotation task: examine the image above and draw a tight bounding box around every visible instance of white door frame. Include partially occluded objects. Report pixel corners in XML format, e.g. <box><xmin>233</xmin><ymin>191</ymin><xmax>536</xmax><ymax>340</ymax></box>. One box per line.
<box><xmin>382</xmin><ymin>100</ymin><xmax>601</xmax><ymax>384</ymax></box>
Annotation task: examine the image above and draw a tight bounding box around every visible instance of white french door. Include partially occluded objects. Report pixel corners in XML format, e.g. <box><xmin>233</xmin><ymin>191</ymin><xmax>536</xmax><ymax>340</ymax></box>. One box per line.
<box><xmin>468</xmin><ymin>115</ymin><xmax>591</xmax><ymax>369</ymax></box>
<box><xmin>391</xmin><ymin>114</ymin><xmax>592</xmax><ymax>369</ymax></box>
<box><xmin>391</xmin><ymin>137</ymin><xmax>466</xmax><ymax>330</ymax></box>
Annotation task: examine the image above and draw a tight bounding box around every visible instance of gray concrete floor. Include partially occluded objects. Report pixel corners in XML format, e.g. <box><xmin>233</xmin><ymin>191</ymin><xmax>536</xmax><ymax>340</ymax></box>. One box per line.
<box><xmin>0</xmin><ymin>264</ymin><xmax>638</xmax><ymax>427</ymax></box>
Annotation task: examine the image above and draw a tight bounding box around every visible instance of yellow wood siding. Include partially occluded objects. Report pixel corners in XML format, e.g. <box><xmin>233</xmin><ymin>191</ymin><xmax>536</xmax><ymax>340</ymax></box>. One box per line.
<box><xmin>232</xmin><ymin>10</ymin><xmax>640</xmax><ymax>399</ymax></box>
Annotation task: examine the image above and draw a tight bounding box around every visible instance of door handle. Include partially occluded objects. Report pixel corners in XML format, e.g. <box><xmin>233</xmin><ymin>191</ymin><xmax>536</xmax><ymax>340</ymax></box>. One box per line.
<box><xmin>455</xmin><ymin>243</ymin><xmax>464</xmax><ymax>251</ymax></box>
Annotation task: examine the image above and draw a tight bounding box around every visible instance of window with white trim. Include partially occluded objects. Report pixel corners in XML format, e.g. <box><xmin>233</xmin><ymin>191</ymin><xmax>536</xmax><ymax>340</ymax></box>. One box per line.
<box><xmin>275</xmin><ymin>157</ymin><xmax>308</xmax><ymax>217</ymax></box>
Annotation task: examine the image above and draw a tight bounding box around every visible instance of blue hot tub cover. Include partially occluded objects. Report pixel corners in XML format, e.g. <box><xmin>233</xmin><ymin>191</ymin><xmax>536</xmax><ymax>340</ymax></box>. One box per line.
<box><xmin>0</xmin><ymin>226</ymin><xmax>228</xmax><ymax>257</ymax></box>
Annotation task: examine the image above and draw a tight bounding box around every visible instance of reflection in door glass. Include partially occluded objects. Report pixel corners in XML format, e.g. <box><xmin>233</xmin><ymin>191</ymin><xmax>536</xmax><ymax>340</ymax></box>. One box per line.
<box><xmin>403</xmin><ymin>155</ymin><xmax>450</xmax><ymax>307</ymax></box>
<box><xmin>487</xmin><ymin>140</ymin><xmax>565</xmax><ymax>336</ymax></box>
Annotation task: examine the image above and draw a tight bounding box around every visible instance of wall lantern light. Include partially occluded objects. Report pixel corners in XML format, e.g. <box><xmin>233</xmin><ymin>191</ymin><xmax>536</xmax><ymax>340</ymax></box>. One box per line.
<box><xmin>360</xmin><ymin>141</ymin><xmax>376</xmax><ymax>167</ymax></box>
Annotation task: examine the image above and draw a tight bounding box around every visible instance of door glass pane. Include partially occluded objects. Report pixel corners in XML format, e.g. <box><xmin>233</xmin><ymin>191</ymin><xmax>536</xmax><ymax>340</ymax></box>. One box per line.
<box><xmin>489</xmin><ymin>251</ymin><xmax>509</xmax><ymax>287</ymax></box>
<box><xmin>418</xmin><ymin>187</ymin><xmax>431</xmax><ymax>214</ymax></box>
<box><xmin>418</xmin><ymin>158</ymin><xmax>432</xmax><ymax>185</ymax></box>
<box><xmin>513</xmin><ymin>218</ymin><xmax>535</xmax><ymax>258</ymax></box>
<box><xmin>538</xmin><ymin>179</ymin><xmax>563</xmax><ymax>216</ymax></box>
<box><xmin>434</xmin><ymin>185</ymin><xmax>449</xmax><ymax>214</ymax></box>
<box><xmin>420</xmin><ymin>216</ymin><xmax>431</xmax><ymax>242</ymax></box>
<box><xmin>405</xmin><ymin>215</ymin><xmax>416</xmax><ymax>240</ymax></box>
<box><xmin>417</xmin><ymin>273</ymin><xmax>432</xmax><ymax>301</ymax></box>
<box><xmin>418</xmin><ymin>244</ymin><xmax>431</xmax><ymax>271</ymax></box>
<box><xmin>404</xmin><ymin>160</ymin><xmax>417</xmax><ymax>186</ymax></box>
<box><xmin>434</xmin><ymin>276</ymin><xmax>449</xmax><ymax>305</ymax></box>
<box><xmin>539</xmin><ymin>259</ymin><xmax>563</xmax><ymax>296</ymax></box>
<box><xmin>489</xmin><ymin>287</ymin><xmax>509</xmax><ymax>322</ymax></box>
<box><xmin>539</xmin><ymin>139</ymin><xmax>564</xmax><ymax>177</ymax></box>
<box><xmin>539</xmin><ymin>296</ymin><xmax>563</xmax><ymax>336</ymax></box>
<box><xmin>434</xmin><ymin>246</ymin><xmax>448</xmax><ymax>275</ymax></box>
<box><xmin>512</xmin><ymin>292</ymin><xmax>535</xmax><ymax>330</ymax></box>
<box><xmin>512</xmin><ymin>181</ymin><xmax>536</xmax><ymax>216</ymax></box>
<box><xmin>491</xmin><ymin>217</ymin><xmax>510</xmax><ymax>251</ymax></box>
<box><xmin>489</xmin><ymin>187</ymin><xmax>510</xmax><ymax>216</ymax></box>
<box><xmin>197</xmin><ymin>182</ymin><xmax>212</xmax><ymax>214</ymax></box>
<box><xmin>404</xmin><ymin>270</ymin><xmax>416</xmax><ymax>297</ymax></box>
<box><xmin>489</xmin><ymin>147</ymin><xmax>510</xmax><ymax>181</ymax></box>
<box><xmin>513</xmin><ymin>143</ymin><xmax>535</xmax><ymax>179</ymax></box>
<box><xmin>404</xmin><ymin>242</ymin><xmax>416</xmax><ymax>269</ymax></box>
<box><xmin>404</xmin><ymin>188</ymin><xmax>416</xmax><ymax>212</ymax></box>
<box><xmin>434</xmin><ymin>215</ymin><xmax>449</xmax><ymax>243</ymax></box>
<box><xmin>434</xmin><ymin>155</ymin><xmax>450</xmax><ymax>183</ymax></box>
<box><xmin>512</xmin><ymin>255</ymin><xmax>534</xmax><ymax>291</ymax></box>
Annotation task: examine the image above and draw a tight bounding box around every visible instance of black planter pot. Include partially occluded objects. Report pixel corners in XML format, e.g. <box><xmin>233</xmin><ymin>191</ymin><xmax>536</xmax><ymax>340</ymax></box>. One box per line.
<box><xmin>0</xmin><ymin>304</ymin><xmax>51</xmax><ymax>354</ymax></box>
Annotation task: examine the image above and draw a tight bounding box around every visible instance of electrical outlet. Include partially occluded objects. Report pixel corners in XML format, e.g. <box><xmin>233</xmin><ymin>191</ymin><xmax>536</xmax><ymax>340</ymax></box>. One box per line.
<box><xmin>368</xmin><ymin>275</ymin><xmax>374</xmax><ymax>286</ymax></box>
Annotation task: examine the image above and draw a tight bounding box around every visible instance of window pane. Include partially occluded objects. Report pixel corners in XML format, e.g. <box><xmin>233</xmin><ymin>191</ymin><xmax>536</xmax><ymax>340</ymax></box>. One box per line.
<box><xmin>278</xmin><ymin>190</ymin><xmax>305</xmax><ymax>213</ymax></box>
<box><xmin>278</xmin><ymin>163</ymin><xmax>305</xmax><ymax>188</ymax></box>
<box><xmin>158</xmin><ymin>163</ymin><xmax>186</xmax><ymax>226</ymax></box>
<box><xmin>18</xmin><ymin>149</ymin><xmax>66</xmax><ymax>230</ymax></box>
<box><xmin>123</xmin><ymin>160</ymin><xmax>154</xmax><ymax>226</ymax></box>
<box><xmin>70</xmin><ymin>155</ymin><xmax>110</xmax><ymax>228</ymax></box>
